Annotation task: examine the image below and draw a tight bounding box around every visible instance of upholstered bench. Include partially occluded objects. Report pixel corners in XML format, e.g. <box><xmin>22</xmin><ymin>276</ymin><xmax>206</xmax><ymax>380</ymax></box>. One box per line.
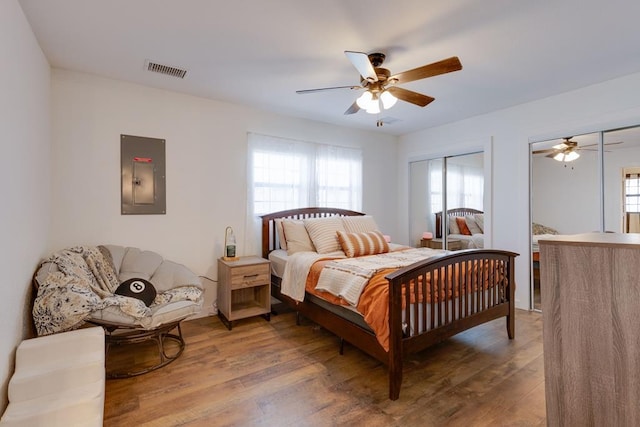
<box><xmin>0</xmin><ymin>327</ymin><xmax>105</xmax><ymax>427</ymax></box>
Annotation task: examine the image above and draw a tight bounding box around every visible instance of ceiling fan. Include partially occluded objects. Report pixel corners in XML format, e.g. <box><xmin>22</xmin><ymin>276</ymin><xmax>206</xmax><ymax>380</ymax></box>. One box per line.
<box><xmin>296</xmin><ymin>51</ymin><xmax>463</xmax><ymax>118</ymax></box>
<box><xmin>532</xmin><ymin>137</ymin><xmax>623</xmax><ymax>162</ymax></box>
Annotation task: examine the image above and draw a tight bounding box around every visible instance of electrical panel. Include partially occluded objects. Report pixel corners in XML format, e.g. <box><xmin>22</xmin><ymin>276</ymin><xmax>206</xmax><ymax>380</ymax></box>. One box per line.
<box><xmin>121</xmin><ymin>134</ymin><xmax>166</xmax><ymax>215</ymax></box>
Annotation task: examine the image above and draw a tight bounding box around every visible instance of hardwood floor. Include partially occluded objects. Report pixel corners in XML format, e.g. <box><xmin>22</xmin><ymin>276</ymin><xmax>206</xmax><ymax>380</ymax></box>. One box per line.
<box><xmin>104</xmin><ymin>309</ymin><xmax>545</xmax><ymax>426</ymax></box>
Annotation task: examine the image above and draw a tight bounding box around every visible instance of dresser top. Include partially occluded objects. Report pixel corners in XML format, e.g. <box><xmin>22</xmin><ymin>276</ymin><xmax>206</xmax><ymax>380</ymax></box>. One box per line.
<box><xmin>538</xmin><ymin>232</ymin><xmax>640</xmax><ymax>248</ymax></box>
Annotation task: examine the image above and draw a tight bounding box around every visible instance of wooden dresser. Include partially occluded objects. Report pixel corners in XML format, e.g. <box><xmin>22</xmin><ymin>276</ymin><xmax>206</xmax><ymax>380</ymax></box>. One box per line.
<box><xmin>539</xmin><ymin>233</ymin><xmax>640</xmax><ymax>427</ymax></box>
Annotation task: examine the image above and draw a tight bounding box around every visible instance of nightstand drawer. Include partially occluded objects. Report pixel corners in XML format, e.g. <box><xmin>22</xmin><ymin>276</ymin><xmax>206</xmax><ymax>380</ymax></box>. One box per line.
<box><xmin>230</xmin><ymin>264</ymin><xmax>270</xmax><ymax>289</ymax></box>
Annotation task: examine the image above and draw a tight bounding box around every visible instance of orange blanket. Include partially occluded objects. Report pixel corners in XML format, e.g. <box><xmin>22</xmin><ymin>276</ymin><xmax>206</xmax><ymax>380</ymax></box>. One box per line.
<box><xmin>305</xmin><ymin>259</ymin><xmax>395</xmax><ymax>351</ymax></box>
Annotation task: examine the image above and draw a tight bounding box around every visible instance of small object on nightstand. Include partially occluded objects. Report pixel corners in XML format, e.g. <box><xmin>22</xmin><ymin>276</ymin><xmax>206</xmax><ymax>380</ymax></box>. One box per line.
<box><xmin>217</xmin><ymin>256</ymin><xmax>271</xmax><ymax>330</ymax></box>
<box><xmin>223</xmin><ymin>226</ymin><xmax>239</xmax><ymax>261</ymax></box>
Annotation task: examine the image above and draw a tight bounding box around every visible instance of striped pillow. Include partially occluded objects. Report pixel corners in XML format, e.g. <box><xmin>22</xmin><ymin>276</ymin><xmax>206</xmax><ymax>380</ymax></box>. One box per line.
<box><xmin>304</xmin><ymin>217</ymin><xmax>345</xmax><ymax>254</ymax></box>
<box><xmin>341</xmin><ymin>215</ymin><xmax>379</xmax><ymax>233</ymax></box>
<box><xmin>336</xmin><ymin>230</ymin><xmax>389</xmax><ymax>258</ymax></box>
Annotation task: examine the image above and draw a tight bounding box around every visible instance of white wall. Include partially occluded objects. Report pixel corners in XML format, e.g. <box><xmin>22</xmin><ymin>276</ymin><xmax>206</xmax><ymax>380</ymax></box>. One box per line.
<box><xmin>50</xmin><ymin>69</ymin><xmax>398</xmax><ymax>315</ymax></box>
<box><xmin>398</xmin><ymin>72</ymin><xmax>640</xmax><ymax>309</ymax></box>
<box><xmin>0</xmin><ymin>0</ymin><xmax>51</xmax><ymax>411</ymax></box>
<box><xmin>532</xmin><ymin>150</ymin><xmax>600</xmax><ymax>233</ymax></box>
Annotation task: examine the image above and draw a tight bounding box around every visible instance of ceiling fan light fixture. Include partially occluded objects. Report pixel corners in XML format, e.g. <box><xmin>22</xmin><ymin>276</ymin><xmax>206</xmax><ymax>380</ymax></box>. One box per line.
<box><xmin>356</xmin><ymin>91</ymin><xmax>373</xmax><ymax>109</ymax></box>
<box><xmin>366</xmin><ymin>98</ymin><xmax>381</xmax><ymax>114</ymax></box>
<box><xmin>380</xmin><ymin>90</ymin><xmax>397</xmax><ymax>109</ymax></box>
<box><xmin>564</xmin><ymin>151</ymin><xmax>580</xmax><ymax>162</ymax></box>
<box><xmin>553</xmin><ymin>150</ymin><xmax>580</xmax><ymax>162</ymax></box>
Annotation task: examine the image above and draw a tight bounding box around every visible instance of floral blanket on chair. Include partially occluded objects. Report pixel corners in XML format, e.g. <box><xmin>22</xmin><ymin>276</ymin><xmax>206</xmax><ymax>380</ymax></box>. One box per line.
<box><xmin>33</xmin><ymin>246</ymin><xmax>202</xmax><ymax>336</ymax></box>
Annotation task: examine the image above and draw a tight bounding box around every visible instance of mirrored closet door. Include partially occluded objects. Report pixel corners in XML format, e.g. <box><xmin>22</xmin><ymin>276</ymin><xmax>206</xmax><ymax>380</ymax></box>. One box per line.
<box><xmin>409</xmin><ymin>152</ymin><xmax>484</xmax><ymax>251</ymax></box>
<box><xmin>603</xmin><ymin>127</ymin><xmax>640</xmax><ymax>233</ymax></box>
<box><xmin>530</xmin><ymin>125</ymin><xmax>640</xmax><ymax>311</ymax></box>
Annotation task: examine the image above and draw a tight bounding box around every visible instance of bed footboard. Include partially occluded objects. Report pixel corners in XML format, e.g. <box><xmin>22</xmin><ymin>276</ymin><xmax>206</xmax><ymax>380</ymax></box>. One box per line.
<box><xmin>385</xmin><ymin>249</ymin><xmax>517</xmax><ymax>400</ymax></box>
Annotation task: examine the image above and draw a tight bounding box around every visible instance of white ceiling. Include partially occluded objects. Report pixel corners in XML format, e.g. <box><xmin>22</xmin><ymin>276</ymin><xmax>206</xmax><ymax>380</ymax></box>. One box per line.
<box><xmin>18</xmin><ymin>0</ymin><xmax>640</xmax><ymax>136</ymax></box>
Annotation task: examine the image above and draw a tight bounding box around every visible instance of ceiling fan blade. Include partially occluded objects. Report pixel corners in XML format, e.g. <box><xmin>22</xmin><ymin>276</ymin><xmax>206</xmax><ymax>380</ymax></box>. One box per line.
<box><xmin>387</xmin><ymin>86</ymin><xmax>435</xmax><ymax>107</ymax></box>
<box><xmin>532</xmin><ymin>148</ymin><xmax>557</xmax><ymax>155</ymax></box>
<box><xmin>344</xmin><ymin>51</ymin><xmax>378</xmax><ymax>82</ymax></box>
<box><xmin>577</xmin><ymin>148</ymin><xmax>613</xmax><ymax>153</ymax></box>
<box><xmin>389</xmin><ymin>56</ymin><xmax>462</xmax><ymax>84</ymax></box>
<box><xmin>296</xmin><ymin>85</ymin><xmax>362</xmax><ymax>94</ymax></box>
<box><xmin>344</xmin><ymin>101</ymin><xmax>360</xmax><ymax>115</ymax></box>
<box><xmin>580</xmin><ymin>141</ymin><xmax>624</xmax><ymax>148</ymax></box>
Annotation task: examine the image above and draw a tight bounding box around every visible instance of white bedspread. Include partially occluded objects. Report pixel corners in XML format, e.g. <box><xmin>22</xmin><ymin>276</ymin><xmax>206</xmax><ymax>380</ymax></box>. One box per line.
<box><xmin>281</xmin><ymin>251</ymin><xmax>345</xmax><ymax>302</ymax></box>
<box><xmin>315</xmin><ymin>247</ymin><xmax>445</xmax><ymax>306</ymax></box>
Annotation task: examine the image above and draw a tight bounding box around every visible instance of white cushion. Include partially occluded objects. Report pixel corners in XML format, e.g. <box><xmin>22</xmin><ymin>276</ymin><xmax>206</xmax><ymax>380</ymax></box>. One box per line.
<box><xmin>13</xmin><ymin>327</ymin><xmax>104</xmax><ymax>371</ymax></box>
<box><xmin>341</xmin><ymin>215</ymin><xmax>379</xmax><ymax>233</ymax></box>
<box><xmin>448</xmin><ymin>217</ymin><xmax>461</xmax><ymax>234</ymax></box>
<box><xmin>9</xmin><ymin>360</ymin><xmax>104</xmax><ymax>402</ymax></box>
<box><xmin>118</xmin><ymin>247</ymin><xmax>164</xmax><ymax>281</ymax></box>
<box><xmin>282</xmin><ymin>219</ymin><xmax>315</xmax><ymax>254</ymax></box>
<box><xmin>465</xmin><ymin>215</ymin><xmax>483</xmax><ymax>235</ymax></box>
<box><xmin>304</xmin><ymin>217</ymin><xmax>346</xmax><ymax>254</ymax></box>
<box><xmin>150</xmin><ymin>260</ymin><xmax>202</xmax><ymax>293</ymax></box>
<box><xmin>274</xmin><ymin>218</ymin><xmax>287</xmax><ymax>250</ymax></box>
<box><xmin>473</xmin><ymin>213</ymin><xmax>484</xmax><ymax>232</ymax></box>
<box><xmin>0</xmin><ymin>380</ymin><xmax>104</xmax><ymax>427</ymax></box>
<box><xmin>2</xmin><ymin>327</ymin><xmax>105</xmax><ymax>427</ymax></box>
<box><xmin>89</xmin><ymin>299</ymin><xmax>201</xmax><ymax>329</ymax></box>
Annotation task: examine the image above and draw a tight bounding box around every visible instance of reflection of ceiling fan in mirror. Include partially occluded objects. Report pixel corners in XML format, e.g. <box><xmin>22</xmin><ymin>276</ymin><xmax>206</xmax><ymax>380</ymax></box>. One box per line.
<box><xmin>296</xmin><ymin>51</ymin><xmax>462</xmax><ymax>125</ymax></box>
<box><xmin>532</xmin><ymin>137</ymin><xmax>623</xmax><ymax>162</ymax></box>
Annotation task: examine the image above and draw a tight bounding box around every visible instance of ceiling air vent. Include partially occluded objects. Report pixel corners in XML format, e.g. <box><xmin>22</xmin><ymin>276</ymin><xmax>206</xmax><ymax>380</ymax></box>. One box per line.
<box><xmin>145</xmin><ymin>60</ymin><xmax>187</xmax><ymax>79</ymax></box>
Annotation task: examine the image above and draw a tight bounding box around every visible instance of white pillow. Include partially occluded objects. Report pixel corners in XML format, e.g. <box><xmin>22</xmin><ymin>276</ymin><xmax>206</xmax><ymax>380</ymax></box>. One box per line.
<box><xmin>304</xmin><ymin>217</ymin><xmax>346</xmax><ymax>254</ymax></box>
<box><xmin>473</xmin><ymin>213</ymin><xmax>484</xmax><ymax>233</ymax></box>
<box><xmin>464</xmin><ymin>215</ymin><xmax>483</xmax><ymax>235</ymax></box>
<box><xmin>341</xmin><ymin>215</ymin><xmax>379</xmax><ymax>233</ymax></box>
<box><xmin>274</xmin><ymin>218</ymin><xmax>287</xmax><ymax>250</ymax></box>
<box><xmin>282</xmin><ymin>219</ymin><xmax>315</xmax><ymax>254</ymax></box>
<box><xmin>448</xmin><ymin>217</ymin><xmax>461</xmax><ymax>234</ymax></box>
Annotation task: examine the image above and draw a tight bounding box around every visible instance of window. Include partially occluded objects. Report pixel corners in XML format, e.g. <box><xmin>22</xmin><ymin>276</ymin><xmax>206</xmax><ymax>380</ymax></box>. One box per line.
<box><xmin>625</xmin><ymin>173</ymin><xmax>640</xmax><ymax>213</ymax></box>
<box><xmin>248</xmin><ymin>133</ymin><xmax>362</xmax><ymax>215</ymax></box>
<box><xmin>424</xmin><ymin>156</ymin><xmax>484</xmax><ymax>215</ymax></box>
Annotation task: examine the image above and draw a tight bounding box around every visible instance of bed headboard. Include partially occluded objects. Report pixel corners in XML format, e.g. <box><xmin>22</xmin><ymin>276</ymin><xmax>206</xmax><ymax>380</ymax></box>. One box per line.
<box><xmin>434</xmin><ymin>208</ymin><xmax>483</xmax><ymax>238</ymax></box>
<box><xmin>260</xmin><ymin>207</ymin><xmax>365</xmax><ymax>259</ymax></box>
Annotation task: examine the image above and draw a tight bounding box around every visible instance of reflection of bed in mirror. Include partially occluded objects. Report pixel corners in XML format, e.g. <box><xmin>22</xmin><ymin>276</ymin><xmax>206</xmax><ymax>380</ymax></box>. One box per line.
<box><xmin>435</xmin><ymin>208</ymin><xmax>485</xmax><ymax>249</ymax></box>
<box><xmin>531</xmin><ymin>223</ymin><xmax>560</xmax><ymax>310</ymax></box>
<box><xmin>531</xmin><ymin>222</ymin><xmax>560</xmax><ymax>258</ymax></box>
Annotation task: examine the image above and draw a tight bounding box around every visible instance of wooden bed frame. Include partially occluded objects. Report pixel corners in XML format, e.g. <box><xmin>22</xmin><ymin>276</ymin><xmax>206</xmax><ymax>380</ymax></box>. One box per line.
<box><xmin>435</xmin><ymin>207</ymin><xmax>483</xmax><ymax>238</ymax></box>
<box><xmin>261</xmin><ymin>207</ymin><xmax>517</xmax><ymax>400</ymax></box>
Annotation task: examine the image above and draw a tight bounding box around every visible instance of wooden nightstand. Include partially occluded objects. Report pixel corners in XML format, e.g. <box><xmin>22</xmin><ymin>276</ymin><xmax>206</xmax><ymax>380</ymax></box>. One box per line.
<box><xmin>421</xmin><ymin>237</ymin><xmax>462</xmax><ymax>250</ymax></box>
<box><xmin>217</xmin><ymin>256</ymin><xmax>271</xmax><ymax>330</ymax></box>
